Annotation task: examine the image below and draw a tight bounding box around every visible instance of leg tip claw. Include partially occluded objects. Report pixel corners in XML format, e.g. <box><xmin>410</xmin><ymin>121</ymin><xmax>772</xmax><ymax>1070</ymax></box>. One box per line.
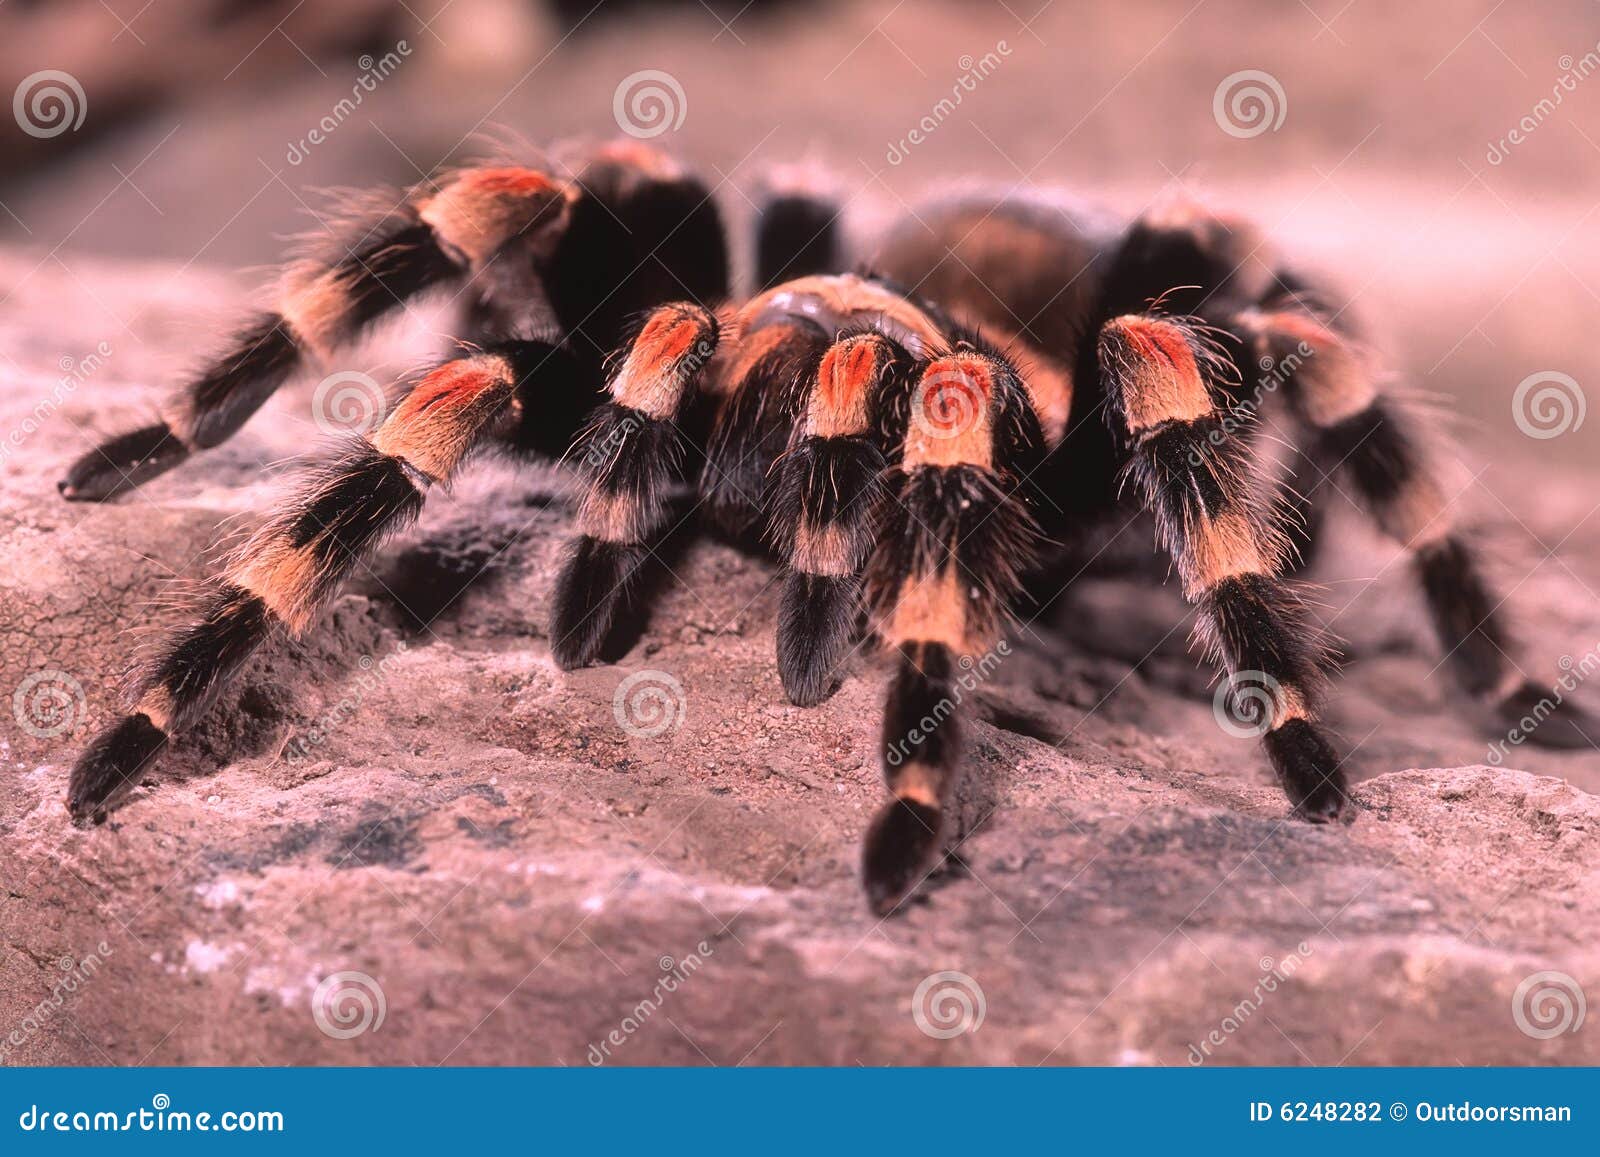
<box><xmin>60</xmin><ymin>423</ymin><xmax>188</xmax><ymax>502</ymax></box>
<box><xmin>549</xmin><ymin>536</ymin><xmax>647</xmax><ymax>671</ymax></box>
<box><xmin>1292</xmin><ymin>778</ymin><xmax>1351</xmax><ymax>824</ymax></box>
<box><xmin>861</xmin><ymin>797</ymin><xmax>944</xmax><ymax>916</ymax></box>
<box><xmin>776</xmin><ymin>572</ymin><xmax>859</xmax><ymax>708</ymax></box>
<box><xmin>1262</xmin><ymin>717</ymin><xmax>1353</xmax><ymax>825</ymax></box>
<box><xmin>67</xmin><ymin>714</ymin><xmax>168</xmax><ymax>825</ymax></box>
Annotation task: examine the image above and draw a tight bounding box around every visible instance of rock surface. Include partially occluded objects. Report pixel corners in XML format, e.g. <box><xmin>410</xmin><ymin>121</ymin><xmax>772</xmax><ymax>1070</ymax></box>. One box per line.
<box><xmin>2</xmin><ymin>253</ymin><xmax>1598</xmax><ymax>1067</ymax></box>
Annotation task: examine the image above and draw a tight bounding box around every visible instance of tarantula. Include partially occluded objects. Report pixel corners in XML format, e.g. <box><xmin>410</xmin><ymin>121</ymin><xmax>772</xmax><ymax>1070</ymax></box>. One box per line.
<box><xmin>59</xmin><ymin>140</ymin><xmax>1590</xmax><ymax>915</ymax></box>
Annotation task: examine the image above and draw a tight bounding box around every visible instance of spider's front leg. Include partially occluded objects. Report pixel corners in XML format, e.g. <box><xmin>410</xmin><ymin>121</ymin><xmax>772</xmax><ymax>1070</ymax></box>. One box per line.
<box><xmin>860</xmin><ymin>349</ymin><xmax>1044</xmax><ymax>914</ymax></box>
<box><xmin>66</xmin><ymin>341</ymin><xmax>581</xmax><ymax>823</ymax></box>
<box><xmin>550</xmin><ymin>300</ymin><xmax>854</xmax><ymax>669</ymax></box>
<box><xmin>1097</xmin><ymin>314</ymin><xmax>1350</xmax><ymax>821</ymax></box>
<box><xmin>767</xmin><ymin>333</ymin><xmax>909</xmax><ymax>705</ymax></box>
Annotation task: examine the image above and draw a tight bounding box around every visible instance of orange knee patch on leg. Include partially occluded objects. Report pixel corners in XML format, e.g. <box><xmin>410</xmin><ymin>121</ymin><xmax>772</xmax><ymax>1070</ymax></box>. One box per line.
<box><xmin>790</xmin><ymin>520</ymin><xmax>856</xmax><ymax>576</ymax></box>
<box><xmin>1242</xmin><ymin>310</ymin><xmax>1375</xmax><ymax>427</ymax></box>
<box><xmin>1274</xmin><ymin>684</ymin><xmax>1313</xmax><ymax>727</ymax></box>
<box><xmin>806</xmin><ymin>335</ymin><xmax>889</xmax><ymax>438</ymax></box>
<box><xmin>1292</xmin><ymin>352</ymin><xmax>1374</xmax><ymax>427</ymax></box>
<box><xmin>610</xmin><ymin>305</ymin><xmax>717</xmax><ymax>420</ymax></box>
<box><xmin>904</xmin><ymin>355</ymin><xmax>996</xmax><ymax>469</ymax></box>
<box><xmin>372</xmin><ymin>355</ymin><xmax>515</xmax><ymax>480</ymax></box>
<box><xmin>278</xmin><ymin>274</ymin><xmax>348</xmax><ymax>358</ymax></box>
<box><xmin>133</xmin><ymin>687</ymin><xmax>175</xmax><ymax>731</ymax></box>
<box><xmin>1100</xmin><ymin>316</ymin><xmax>1213</xmax><ymax>432</ymax></box>
<box><xmin>577</xmin><ymin>491</ymin><xmax>650</xmax><ymax>544</ymax></box>
<box><xmin>1246</xmin><ymin>309</ymin><xmax>1335</xmax><ymax>349</ymax></box>
<box><xmin>418</xmin><ymin>167</ymin><xmax>571</xmax><ymax>266</ymax></box>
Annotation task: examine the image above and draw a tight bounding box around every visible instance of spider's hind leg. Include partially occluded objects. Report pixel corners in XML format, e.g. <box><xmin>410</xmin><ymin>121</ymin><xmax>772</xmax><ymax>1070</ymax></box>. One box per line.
<box><xmin>1241</xmin><ymin>307</ymin><xmax>1597</xmax><ymax>748</ymax></box>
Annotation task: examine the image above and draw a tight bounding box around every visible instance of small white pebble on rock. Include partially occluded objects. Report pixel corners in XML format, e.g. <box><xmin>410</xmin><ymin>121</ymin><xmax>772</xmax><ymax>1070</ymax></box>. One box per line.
<box><xmin>182</xmin><ymin>940</ymin><xmax>234</xmax><ymax>974</ymax></box>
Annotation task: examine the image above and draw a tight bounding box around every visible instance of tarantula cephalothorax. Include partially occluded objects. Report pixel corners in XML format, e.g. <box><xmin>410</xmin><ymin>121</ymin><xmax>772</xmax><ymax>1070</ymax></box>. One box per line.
<box><xmin>60</xmin><ymin>140</ymin><xmax>1590</xmax><ymax>914</ymax></box>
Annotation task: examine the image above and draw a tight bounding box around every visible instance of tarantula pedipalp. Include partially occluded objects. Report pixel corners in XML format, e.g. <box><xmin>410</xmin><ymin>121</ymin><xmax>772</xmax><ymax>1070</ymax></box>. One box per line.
<box><xmin>59</xmin><ymin>141</ymin><xmax>1590</xmax><ymax>915</ymax></box>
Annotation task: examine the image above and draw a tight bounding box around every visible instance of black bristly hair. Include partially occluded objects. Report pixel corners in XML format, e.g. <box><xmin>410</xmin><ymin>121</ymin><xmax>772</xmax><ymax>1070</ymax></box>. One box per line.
<box><xmin>768</xmin><ymin>434</ymin><xmax>888</xmax><ymax>706</ymax></box>
<box><xmin>766</xmin><ymin>331</ymin><xmax>912</xmax><ymax>706</ymax></box>
<box><xmin>700</xmin><ymin>322</ymin><xmax>830</xmax><ymax>538</ymax></box>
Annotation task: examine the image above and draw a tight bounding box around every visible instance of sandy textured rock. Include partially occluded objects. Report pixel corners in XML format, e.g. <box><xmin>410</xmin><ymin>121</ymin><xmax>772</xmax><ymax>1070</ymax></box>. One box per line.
<box><xmin>2</xmin><ymin>252</ymin><xmax>1598</xmax><ymax>1067</ymax></box>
